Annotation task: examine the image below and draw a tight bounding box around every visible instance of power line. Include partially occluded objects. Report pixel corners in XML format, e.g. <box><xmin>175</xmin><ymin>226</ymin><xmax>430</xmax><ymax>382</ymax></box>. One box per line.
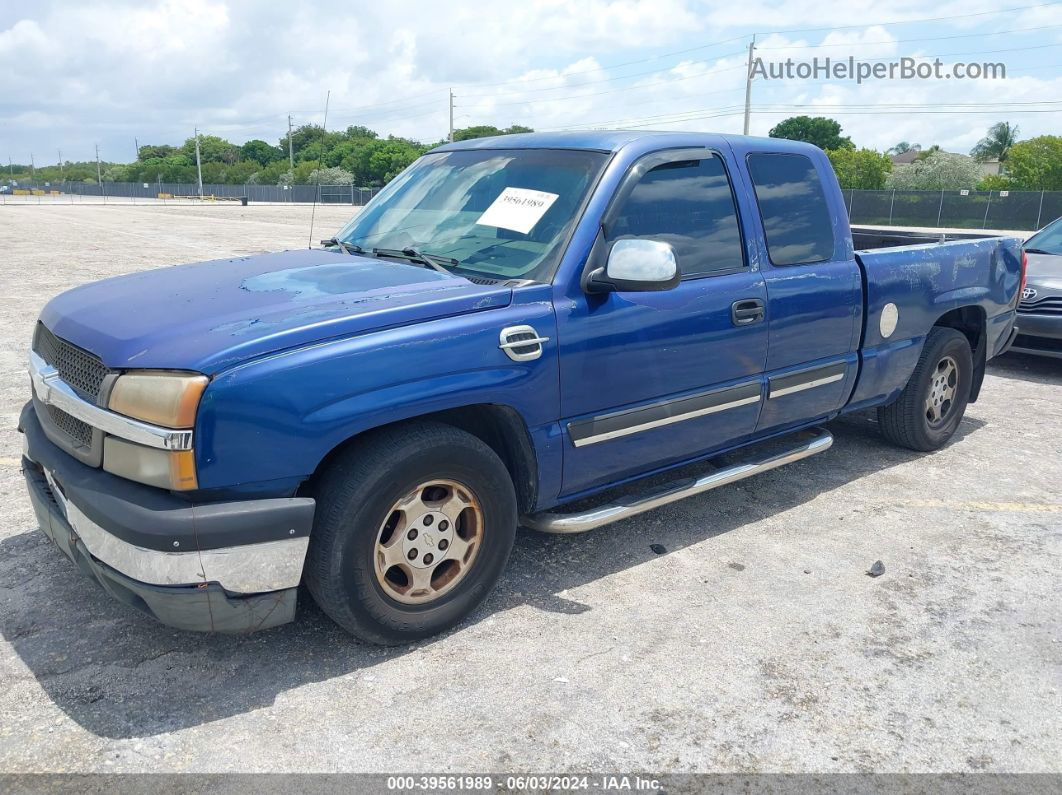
<box><xmin>459</xmin><ymin>49</ymin><xmax>748</xmax><ymax>99</ymax></box>
<box><xmin>455</xmin><ymin>2</ymin><xmax>1060</xmax><ymax>96</ymax></box>
<box><xmin>456</xmin><ymin>36</ymin><xmax>1057</xmax><ymax>113</ymax></box>
<box><xmin>555</xmin><ymin>100</ymin><xmax>1062</xmax><ymax>131</ymax></box>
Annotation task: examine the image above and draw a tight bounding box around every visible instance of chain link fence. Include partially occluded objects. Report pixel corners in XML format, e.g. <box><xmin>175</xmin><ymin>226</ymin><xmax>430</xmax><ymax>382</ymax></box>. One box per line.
<box><xmin>845</xmin><ymin>189</ymin><xmax>1061</xmax><ymax>232</ymax></box>
<box><xmin>4</xmin><ymin>180</ymin><xmax>1060</xmax><ymax>232</ymax></box>
<box><xmin>0</xmin><ymin>180</ymin><xmax>384</xmax><ymax>205</ymax></box>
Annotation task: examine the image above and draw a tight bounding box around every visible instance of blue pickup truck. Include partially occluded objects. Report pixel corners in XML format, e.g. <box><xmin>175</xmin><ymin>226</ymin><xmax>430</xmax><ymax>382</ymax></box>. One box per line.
<box><xmin>20</xmin><ymin>131</ymin><xmax>1023</xmax><ymax>643</ymax></box>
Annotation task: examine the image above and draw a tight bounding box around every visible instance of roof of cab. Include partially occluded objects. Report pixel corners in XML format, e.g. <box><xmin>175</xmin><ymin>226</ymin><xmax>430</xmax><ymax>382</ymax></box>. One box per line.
<box><xmin>429</xmin><ymin>129</ymin><xmax>809</xmax><ymax>155</ymax></box>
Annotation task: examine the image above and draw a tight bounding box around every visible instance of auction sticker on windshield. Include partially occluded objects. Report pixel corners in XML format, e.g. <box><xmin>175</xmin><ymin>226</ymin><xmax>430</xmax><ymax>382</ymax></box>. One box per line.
<box><xmin>476</xmin><ymin>187</ymin><xmax>559</xmax><ymax>234</ymax></box>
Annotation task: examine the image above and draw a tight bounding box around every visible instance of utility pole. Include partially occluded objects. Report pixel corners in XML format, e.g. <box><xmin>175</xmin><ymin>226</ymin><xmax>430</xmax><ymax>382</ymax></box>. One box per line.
<box><xmin>287</xmin><ymin>114</ymin><xmax>295</xmax><ymax>173</ymax></box>
<box><xmin>194</xmin><ymin>127</ymin><xmax>204</xmax><ymax>196</ymax></box>
<box><xmin>134</xmin><ymin>137</ymin><xmax>139</xmax><ymax>161</ymax></box>
<box><xmin>30</xmin><ymin>153</ymin><xmax>35</xmax><ymax>183</ymax></box>
<box><xmin>58</xmin><ymin>149</ymin><xmax>63</xmax><ymax>182</ymax></box>
<box><xmin>743</xmin><ymin>35</ymin><xmax>757</xmax><ymax>136</ymax></box>
<box><xmin>448</xmin><ymin>89</ymin><xmax>454</xmax><ymax>143</ymax></box>
<box><xmin>323</xmin><ymin>90</ymin><xmax>330</xmax><ymax>131</ymax></box>
<box><xmin>95</xmin><ymin>143</ymin><xmax>102</xmax><ymax>185</ymax></box>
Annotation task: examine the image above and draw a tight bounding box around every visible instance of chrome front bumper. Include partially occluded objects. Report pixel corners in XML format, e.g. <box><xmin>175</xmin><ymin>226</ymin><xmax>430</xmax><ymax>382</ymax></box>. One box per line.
<box><xmin>20</xmin><ymin>403</ymin><xmax>315</xmax><ymax>632</ymax></box>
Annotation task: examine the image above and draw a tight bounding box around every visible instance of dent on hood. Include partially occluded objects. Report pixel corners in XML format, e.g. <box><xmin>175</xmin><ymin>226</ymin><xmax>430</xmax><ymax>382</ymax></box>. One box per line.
<box><xmin>239</xmin><ymin>261</ymin><xmax>452</xmax><ymax>300</ymax></box>
<box><xmin>215</xmin><ymin>261</ymin><xmax>479</xmax><ymax>337</ymax></box>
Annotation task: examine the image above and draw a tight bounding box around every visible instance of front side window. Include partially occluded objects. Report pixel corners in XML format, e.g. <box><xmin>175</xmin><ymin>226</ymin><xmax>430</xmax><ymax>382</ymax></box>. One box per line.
<box><xmin>747</xmin><ymin>152</ymin><xmax>835</xmax><ymax>266</ymax></box>
<box><xmin>607</xmin><ymin>154</ymin><xmax>745</xmax><ymax>277</ymax></box>
<box><xmin>335</xmin><ymin>148</ymin><xmax>608</xmax><ymax>283</ymax></box>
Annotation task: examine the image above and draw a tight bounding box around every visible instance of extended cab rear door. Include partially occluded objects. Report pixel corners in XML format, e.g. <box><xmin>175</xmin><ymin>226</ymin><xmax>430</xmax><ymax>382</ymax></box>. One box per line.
<box><xmin>737</xmin><ymin>147</ymin><xmax>863</xmax><ymax>434</ymax></box>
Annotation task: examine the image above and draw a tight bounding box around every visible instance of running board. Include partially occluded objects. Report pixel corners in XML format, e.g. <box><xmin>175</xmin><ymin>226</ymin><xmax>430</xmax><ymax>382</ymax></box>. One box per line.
<box><xmin>521</xmin><ymin>428</ymin><xmax>834</xmax><ymax>534</ymax></box>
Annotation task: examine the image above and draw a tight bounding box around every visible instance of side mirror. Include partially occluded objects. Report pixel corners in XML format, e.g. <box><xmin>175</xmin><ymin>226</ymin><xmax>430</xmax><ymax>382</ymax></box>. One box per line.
<box><xmin>587</xmin><ymin>239</ymin><xmax>680</xmax><ymax>293</ymax></box>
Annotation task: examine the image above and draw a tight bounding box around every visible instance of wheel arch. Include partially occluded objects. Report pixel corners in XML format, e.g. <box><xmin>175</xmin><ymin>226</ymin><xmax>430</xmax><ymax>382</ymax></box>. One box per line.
<box><xmin>933</xmin><ymin>305</ymin><xmax>987</xmax><ymax>402</ymax></box>
<box><xmin>303</xmin><ymin>403</ymin><xmax>539</xmax><ymax>515</ymax></box>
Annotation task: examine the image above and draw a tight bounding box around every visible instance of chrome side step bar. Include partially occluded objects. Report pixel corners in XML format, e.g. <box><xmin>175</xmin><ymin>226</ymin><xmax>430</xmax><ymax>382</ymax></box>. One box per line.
<box><xmin>521</xmin><ymin>428</ymin><xmax>834</xmax><ymax>534</ymax></box>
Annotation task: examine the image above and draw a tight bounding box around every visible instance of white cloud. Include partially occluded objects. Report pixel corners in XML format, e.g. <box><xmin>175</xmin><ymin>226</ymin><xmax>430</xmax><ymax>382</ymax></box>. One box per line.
<box><xmin>0</xmin><ymin>0</ymin><xmax>1058</xmax><ymax>161</ymax></box>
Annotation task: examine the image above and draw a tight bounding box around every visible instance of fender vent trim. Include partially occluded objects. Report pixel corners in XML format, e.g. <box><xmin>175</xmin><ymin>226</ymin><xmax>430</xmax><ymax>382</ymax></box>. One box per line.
<box><xmin>499</xmin><ymin>325</ymin><xmax>549</xmax><ymax>362</ymax></box>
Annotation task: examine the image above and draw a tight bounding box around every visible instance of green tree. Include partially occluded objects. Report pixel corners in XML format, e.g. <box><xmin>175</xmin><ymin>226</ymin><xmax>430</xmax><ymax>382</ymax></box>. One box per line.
<box><xmin>240</xmin><ymin>139</ymin><xmax>282</xmax><ymax>167</ymax></box>
<box><xmin>309</xmin><ymin>166</ymin><xmax>355</xmax><ymax>184</ymax></box>
<box><xmin>885</xmin><ymin>152</ymin><xmax>981</xmax><ymax>190</ymax></box>
<box><xmin>970</xmin><ymin>122</ymin><xmax>1019</xmax><ymax>163</ymax></box>
<box><xmin>343</xmin><ymin>125</ymin><xmax>378</xmax><ymax>140</ymax></box>
<box><xmin>826</xmin><ymin>148</ymin><xmax>892</xmax><ymax>189</ymax></box>
<box><xmin>887</xmin><ymin>142</ymin><xmax>920</xmax><ymax>155</ymax></box>
<box><xmin>977</xmin><ymin>174</ymin><xmax>1015</xmax><ymax>191</ymax></box>
<box><xmin>180</xmin><ymin>135</ymin><xmax>238</xmax><ymax>164</ymax></box>
<box><xmin>1003</xmin><ymin>136</ymin><xmax>1062</xmax><ymax>190</ymax></box>
<box><xmin>768</xmin><ymin>116</ymin><xmax>853</xmax><ymax>151</ymax></box>
<box><xmin>453</xmin><ymin>124</ymin><xmax>534</xmax><ymax>142</ymax></box>
<box><xmin>137</xmin><ymin>144</ymin><xmax>176</xmax><ymax>161</ymax></box>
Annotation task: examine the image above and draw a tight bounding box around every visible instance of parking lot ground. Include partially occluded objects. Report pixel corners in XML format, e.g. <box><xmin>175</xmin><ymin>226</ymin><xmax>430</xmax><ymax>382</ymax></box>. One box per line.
<box><xmin>0</xmin><ymin>204</ymin><xmax>1059</xmax><ymax>773</ymax></box>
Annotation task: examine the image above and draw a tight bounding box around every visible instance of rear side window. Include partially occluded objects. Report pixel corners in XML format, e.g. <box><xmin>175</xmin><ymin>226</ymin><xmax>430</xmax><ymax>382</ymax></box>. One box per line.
<box><xmin>747</xmin><ymin>153</ymin><xmax>835</xmax><ymax>266</ymax></box>
<box><xmin>608</xmin><ymin>154</ymin><xmax>745</xmax><ymax>277</ymax></box>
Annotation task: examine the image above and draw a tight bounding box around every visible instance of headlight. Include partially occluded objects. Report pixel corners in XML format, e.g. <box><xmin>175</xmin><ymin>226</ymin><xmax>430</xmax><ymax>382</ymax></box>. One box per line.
<box><xmin>108</xmin><ymin>371</ymin><xmax>208</xmax><ymax>428</ymax></box>
<box><xmin>105</xmin><ymin>371</ymin><xmax>207</xmax><ymax>490</ymax></box>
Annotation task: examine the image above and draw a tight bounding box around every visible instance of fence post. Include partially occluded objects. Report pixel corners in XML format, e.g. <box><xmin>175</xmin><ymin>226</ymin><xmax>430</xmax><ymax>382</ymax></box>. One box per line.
<box><xmin>982</xmin><ymin>192</ymin><xmax>992</xmax><ymax>229</ymax></box>
<box><xmin>888</xmin><ymin>189</ymin><xmax>895</xmax><ymax>225</ymax></box>
<box><xmin>936</xmin><ymin>188</ymin><xmax>945</xmax><ymax>227</ymax></box>
<box><xmin>1035</xmin><ymin>190</ymin><xmax>1045</xmax><ymax>229</ymax></box>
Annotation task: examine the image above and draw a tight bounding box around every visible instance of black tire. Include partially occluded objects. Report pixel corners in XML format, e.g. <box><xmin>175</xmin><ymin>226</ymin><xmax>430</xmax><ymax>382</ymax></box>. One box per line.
<box><xmin>877</xmin><ymin>326</ymin><xmax>973</xmax><ymax>452</ymax></box>
<box><xmin>305</xmin><ymin>421</ymin><xmax>517</xmax><ymax>644</ymax></box>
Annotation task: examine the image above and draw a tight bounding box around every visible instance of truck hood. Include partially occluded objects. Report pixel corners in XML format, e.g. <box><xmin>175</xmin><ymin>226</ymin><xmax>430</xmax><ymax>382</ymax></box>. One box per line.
<box><xmin>40</xmin><ymin>249</ymin><xmax>512</xmax><ymax>373</ymax></box>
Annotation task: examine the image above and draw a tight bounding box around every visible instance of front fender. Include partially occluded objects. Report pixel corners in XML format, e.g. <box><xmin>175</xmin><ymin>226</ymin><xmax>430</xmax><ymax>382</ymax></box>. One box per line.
<box><xmin>194</xmin><ymin>288</ymin><xmax>559</xmax><ymax>492</ymax></box>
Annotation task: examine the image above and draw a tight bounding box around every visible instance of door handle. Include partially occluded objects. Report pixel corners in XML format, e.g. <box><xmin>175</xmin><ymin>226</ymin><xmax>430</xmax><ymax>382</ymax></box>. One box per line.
<box><xmin>731</xmin><ymin>298</ymin><xmax>765</xmax><ymax>326</ymax></box>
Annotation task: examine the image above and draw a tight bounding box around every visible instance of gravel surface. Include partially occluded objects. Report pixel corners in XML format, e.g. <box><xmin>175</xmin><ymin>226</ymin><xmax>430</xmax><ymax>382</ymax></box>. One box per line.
<box><xmin>0</xmin><ymin>204</ymin><xmax>1059</xmax><ymax>774</ymax></box>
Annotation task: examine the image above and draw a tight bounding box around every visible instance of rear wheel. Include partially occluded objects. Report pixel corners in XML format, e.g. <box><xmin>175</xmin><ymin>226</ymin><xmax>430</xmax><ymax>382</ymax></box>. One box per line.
<box><xmin>305</xmin><ymin>421</ymin><xmax>517</xmax><ymax>644</ymax></box>
<box><xmin>877</xmin><ymin>326</ymin><xmax>973</xmax><ymax>452</ymax></box>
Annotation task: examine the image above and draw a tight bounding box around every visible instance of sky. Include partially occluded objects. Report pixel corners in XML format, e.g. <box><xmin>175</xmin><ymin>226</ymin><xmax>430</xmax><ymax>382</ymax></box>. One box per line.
<box><xmin>0</xmin><ymin>0</ymin><xmax>1059</xmax><ymax>165</ymax></box>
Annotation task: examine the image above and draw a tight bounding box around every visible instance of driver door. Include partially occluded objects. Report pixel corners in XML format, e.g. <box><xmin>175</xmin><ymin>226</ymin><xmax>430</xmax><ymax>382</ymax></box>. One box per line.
<box><xmin>555</xmin><ymin>148</ymin><xmax>768</xmax><ymax>496</ymax></box>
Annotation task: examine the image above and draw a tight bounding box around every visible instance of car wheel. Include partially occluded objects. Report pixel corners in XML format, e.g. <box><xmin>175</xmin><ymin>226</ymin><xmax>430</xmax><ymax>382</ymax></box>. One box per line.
<box><xmin>305</xmin><ymin>421</ymin><xmax>517</xmax><ymax>644</ymax></box>
<box><xmin>877</xmin><ymin>326</ymin><xmax>973</xmax><ymax>452</ymax></box>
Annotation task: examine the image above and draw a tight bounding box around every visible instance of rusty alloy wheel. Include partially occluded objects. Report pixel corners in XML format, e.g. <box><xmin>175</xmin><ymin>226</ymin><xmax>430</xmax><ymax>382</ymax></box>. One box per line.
<box><xmin>373</xmin><ymin>479</ymin><xmax>484</xmax><ymax>604</ymax></box>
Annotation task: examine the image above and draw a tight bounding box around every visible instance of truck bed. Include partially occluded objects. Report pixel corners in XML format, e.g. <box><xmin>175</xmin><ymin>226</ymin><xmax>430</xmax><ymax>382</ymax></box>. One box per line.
<box><xmin>842</xmin><ymin>229</ymin><xmax>1023</xmax><ymax>412</ymax></box>
<box><xmin>852</xmin><ymin>225</ymin><xmax>1012</xmax><ymax>251</ymax></box>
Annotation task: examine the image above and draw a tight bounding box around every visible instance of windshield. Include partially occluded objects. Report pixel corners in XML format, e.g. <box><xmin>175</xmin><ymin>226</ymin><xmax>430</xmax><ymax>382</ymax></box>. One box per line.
<box><xmin>334</xmin><ymin>148</ymin><xmax>609</xmax><ymax>283</ymax></box>
<box><xmin>1025</xmin><ymin>216</ymin><xmax>1062</xmax><ymax>255</ymax></box>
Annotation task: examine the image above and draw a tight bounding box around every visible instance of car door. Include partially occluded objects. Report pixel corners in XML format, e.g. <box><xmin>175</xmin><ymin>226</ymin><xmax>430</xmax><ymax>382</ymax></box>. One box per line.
<box><xmin>742</xmin><ymin>150</ymin><xmax>863</xmax><ymax>434</ymax></box>
<box><xmin>555</xmin><ymin>147</ymin><xmax>769</xmax><ymax>496</ymax></box>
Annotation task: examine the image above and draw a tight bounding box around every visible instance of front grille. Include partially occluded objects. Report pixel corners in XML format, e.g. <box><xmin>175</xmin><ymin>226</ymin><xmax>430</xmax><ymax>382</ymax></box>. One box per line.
<box><xmin>46</xmin><ymin>404</ymin><xmax>93</xmax><ymax>447</ymax></box>
<box><xmin>1019</xmin><ymin>296</ymin><xmax>1062</xmax><ymax>316</ymax></box>
<box><xmin>33</xmin><ymin>323</ymin><xmax>111</xmax><ymax>400</ymax></box>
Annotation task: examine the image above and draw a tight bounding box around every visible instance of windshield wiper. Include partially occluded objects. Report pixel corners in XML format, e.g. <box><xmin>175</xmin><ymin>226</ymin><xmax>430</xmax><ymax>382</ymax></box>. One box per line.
<box><xmin>320</xmin><ymin>238</ymin><xmax>364</xmax><ymax>255</ymax></box>
<box><xmin>372</xmin><ymin>247</ymin><xmax>459</xmax><ymax>275</ymax></box>
<box><xmin>1023</xmin><ymin>247</ymin><xmax>1054</xmax><ymax>255</ymax></box>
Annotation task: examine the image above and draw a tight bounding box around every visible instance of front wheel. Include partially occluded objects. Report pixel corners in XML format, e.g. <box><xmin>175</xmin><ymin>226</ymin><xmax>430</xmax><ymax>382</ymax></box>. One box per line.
<box><xmin>305</xmin><ymin>421</ymin><xmax>517</xmax><ymax>644</ymax></box>
<box><xmin>877</xmin><ymin>326</ymin><xmax>973</xmax><ymax>452</ymax></box>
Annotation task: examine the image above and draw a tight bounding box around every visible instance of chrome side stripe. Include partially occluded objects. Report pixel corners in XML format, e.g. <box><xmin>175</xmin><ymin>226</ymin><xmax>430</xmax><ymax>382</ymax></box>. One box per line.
<box><xmin>770</xmin><ymin>372</ymin><xmax>845</xmax><ymax>398</ymax></box>
<box><xmin>768</xmin><ymin>363</ymin><xmax>848</xmax><ymax>400</ymax></box>
<box><xmin>568</xmin><ymin>381</ymin><xmax>762</xmax><ymax>448</ymax></box>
